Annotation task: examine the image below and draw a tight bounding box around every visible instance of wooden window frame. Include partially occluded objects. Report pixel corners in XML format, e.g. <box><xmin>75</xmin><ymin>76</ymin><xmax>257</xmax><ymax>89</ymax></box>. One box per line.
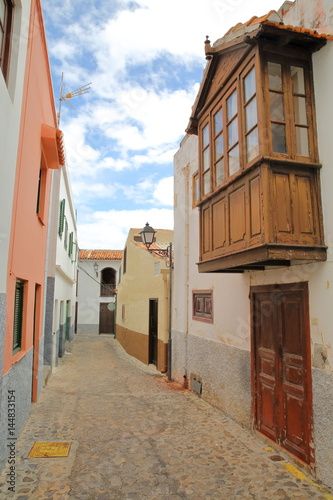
<box><xmin>192</xmin><ymin>290</ymin><xmax>213</xmax><ymax>323</ymax></box>
<box><xmin>263</xmin><ymin>53</ymin><xmax>316</xmax><ymax>163</ymax></box>
<box><xmin>0</xmin><ymin>0</ymin><xmax>14</xmax><ymax>82</ymax></box>
<box><xmin>198</xmin><ymin>62</ymin><xmax>257</xmax><ymax>202</ymax></box>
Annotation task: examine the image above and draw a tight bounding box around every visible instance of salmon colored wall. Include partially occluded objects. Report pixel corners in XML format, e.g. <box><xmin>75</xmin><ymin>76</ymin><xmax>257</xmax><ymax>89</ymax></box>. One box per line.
<box><xmin>3</xmin><ymin>0</ymin><xmax>57</xmax><ymax>374</ymax></box>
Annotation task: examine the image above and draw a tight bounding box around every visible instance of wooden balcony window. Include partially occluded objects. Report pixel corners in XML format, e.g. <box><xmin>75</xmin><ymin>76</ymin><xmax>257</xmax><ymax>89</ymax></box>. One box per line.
<box><xmin>195</xmin><ymin>42</ymin><xmax>326</xmax><ymax>272</ymax></box>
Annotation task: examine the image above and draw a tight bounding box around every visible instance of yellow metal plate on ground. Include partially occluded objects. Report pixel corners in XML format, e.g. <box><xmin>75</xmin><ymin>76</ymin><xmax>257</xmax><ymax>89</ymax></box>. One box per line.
<box><xmin>28</xmin><ymin>442</ymin><xmax>71</xmax><ymax>458</ymax></box>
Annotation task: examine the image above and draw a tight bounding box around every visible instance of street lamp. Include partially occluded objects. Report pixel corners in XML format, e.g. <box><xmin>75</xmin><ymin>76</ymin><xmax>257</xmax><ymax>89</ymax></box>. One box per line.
<box><xmin>140</xmin><ymin>223</ymin><xmax>173</xmax><ymax>381</ymax></box>
<box><xmin>93</xmin><ymin>262</ymin><xmax>99</xmax><ymax>277</ymax></box>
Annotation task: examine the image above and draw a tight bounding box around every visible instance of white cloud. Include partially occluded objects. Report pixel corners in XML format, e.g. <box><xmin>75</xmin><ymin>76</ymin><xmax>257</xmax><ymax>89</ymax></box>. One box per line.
<box><xmin>78</xmin><ymin>208</ymin><xmax>174</xmax><ymax>249</ymax></box>
<box><xmin>153</xmin><ymin>177</ymin><xmax>174</xmax><ymax>207</ymax></box>
<box><xmin>43</xmin><ymin>0</ymin><xmax>285</xmax><ymax>248</ymax></box>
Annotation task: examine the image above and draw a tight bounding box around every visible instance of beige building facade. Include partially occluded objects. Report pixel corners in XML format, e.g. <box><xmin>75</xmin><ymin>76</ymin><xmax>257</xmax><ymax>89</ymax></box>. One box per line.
<box><xmin>116</xmin><ymin>228</ymin><xmax>173</xmax><ymax>373</ymax></box>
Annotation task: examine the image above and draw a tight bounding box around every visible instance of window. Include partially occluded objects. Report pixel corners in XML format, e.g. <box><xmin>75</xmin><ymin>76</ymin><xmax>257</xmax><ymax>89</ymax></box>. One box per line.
<box><xmin>243</xmin><ymin>67</ymin><xmax>259</xmax><ymax>162</ymax></box>
<box><xmin>13</xmin><ymin>279</ymin><xmax>24</xmax><ymax>354</ymax></box>
<box><xmin>58</xmin><ymin>199</ymin><xmax>65</xmax><ymax>237</ymax></box>
<box><xmin>68</xmin><ymin>232</ymin><xmax>73</xmax><ymax>257</ymax></box>
<box><xmin>199</xmin><ymin>64</ymin><xmax>258</xmax><ymax>201</ymax></box>
<box><xmin>226</xmin><ymin>89</ymin><xmax>240</xmax><ymax>176</ymax></box>
<box><xmin>213</xmin><ymin>108</ymin><xmax>224</xmax><ymax>186</ymax></box>
<box><xmin>101</xmin><ymin>268</ymin><xmax>116</xmax><ymax>296</ymax></box>
<box><xmin>193</xmin><ymin>290</ymin><xmax>213</xmax><ymax>323</ymax></box>
<box><xmin>201</xmin><ymin>122</ymin><xmax>211</xmax><ymax>195</ymax></box>
<box><xmin>0</xmin><ymin>0</ymin><xmax>13</xmax><ymax>82</ymax></box>
<box><xmin>267</xmin><ymin>58</ymin><xmax>312</xmax><ymax>159</ymax></box>
<box><xmin>36</xmin><ymin>158</ymin><xmax>48</xmax><ymax>223</ymax></box>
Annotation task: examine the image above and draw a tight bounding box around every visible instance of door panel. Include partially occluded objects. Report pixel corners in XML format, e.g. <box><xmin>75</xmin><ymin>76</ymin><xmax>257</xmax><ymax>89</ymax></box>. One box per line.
<box><xmin>251</xmin><ymin>283</ymin><xmax>313</xmax><ymax>465</ymax></box>
<box><xmin>149</xmin><ymin>299</ymin><xmax>158</xmax><ymax>366</ymax></box>
<box><xmin>99</xmin><ymin>303</ymin><xmax>114</xmax><ymax>334</ymax></box>
<box><xmin>255</xmin><ymin>296</ymin><xmax>278</xmax><ymax>441</ymax></box>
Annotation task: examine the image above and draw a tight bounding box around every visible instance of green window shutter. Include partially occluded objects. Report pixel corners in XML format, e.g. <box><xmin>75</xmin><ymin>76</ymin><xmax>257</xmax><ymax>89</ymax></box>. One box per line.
<box><xmin>64</xmin><ymin>218</ymin><xmax>68</xmax><ymax>250</ymax></box>
<box><xmin>58</xmin><ymin>199</ymin><xmax>65</xmax><ymax>237</ymax></box>
<box><xmin>68</xmin><ymin>232</ymin><xmax>73</xmax><ymax>256</ymax></box>
<box><xmin>13</xmin><ymin>280</ymin><xmax>24</xmax><ymax>354</ymax></box>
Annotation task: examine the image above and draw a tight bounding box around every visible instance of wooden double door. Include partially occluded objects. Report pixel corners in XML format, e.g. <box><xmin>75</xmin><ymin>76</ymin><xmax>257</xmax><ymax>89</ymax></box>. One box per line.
<box><xmin>251</xmin><ymin>282</ymin><xmax>313</xmax><ymax>465</ymax></box>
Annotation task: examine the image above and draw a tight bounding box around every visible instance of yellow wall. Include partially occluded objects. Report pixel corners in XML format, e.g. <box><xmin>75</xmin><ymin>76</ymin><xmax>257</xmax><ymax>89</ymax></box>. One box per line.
<box><xmin>116</xmin><ymin>228</ymin><xmax>173</xmax><ymax>371</ymax></box>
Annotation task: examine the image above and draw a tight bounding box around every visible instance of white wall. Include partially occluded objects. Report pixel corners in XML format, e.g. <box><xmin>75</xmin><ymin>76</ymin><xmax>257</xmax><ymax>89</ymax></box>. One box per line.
<box><xmin>77</xmin><ymin>259</ymin><xmax>121</xmax><ymax>334</ymax></box>
<box><xmin>0</xmin><ymin>0</ymin><xmax>31</xmax><ymax>291</ymax></box>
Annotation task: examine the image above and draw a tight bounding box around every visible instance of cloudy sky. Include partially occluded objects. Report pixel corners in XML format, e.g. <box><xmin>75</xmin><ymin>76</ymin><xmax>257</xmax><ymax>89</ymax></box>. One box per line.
<box><xmin>42</xmin><ymin>0</ymin><xmax>284</xmax><ymax>249</ymax></box>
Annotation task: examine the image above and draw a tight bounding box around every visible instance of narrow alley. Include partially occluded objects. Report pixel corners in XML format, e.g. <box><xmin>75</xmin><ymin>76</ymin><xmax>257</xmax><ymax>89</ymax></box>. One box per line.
<box><xmin>0</xmin><ymin>335</ymin><xmax>332</xmax><ymax>500</ymax></box>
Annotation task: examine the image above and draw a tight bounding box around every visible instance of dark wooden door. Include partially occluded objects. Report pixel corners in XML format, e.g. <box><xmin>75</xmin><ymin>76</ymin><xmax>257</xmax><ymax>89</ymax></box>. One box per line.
<box><xmin>149</xmin><ymin>299</ymin><xmax>158</xmax><ymax>366</ymax></box>
<box><xmin>251</xmin><ymin>282</ymin><xmax>313</xmax><ymax>465</ymax></box>
<box><xmin>99</xmin><ymin>303</ymin><xmax>114</xmax><ymax>334</ymax></box>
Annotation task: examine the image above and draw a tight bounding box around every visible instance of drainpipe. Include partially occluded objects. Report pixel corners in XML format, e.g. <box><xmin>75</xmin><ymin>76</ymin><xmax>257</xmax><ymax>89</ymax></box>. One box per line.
<box><xmin>167</xmin><ymin>242</ymin><xmax>173</xmax><ymax>381</ymax></box>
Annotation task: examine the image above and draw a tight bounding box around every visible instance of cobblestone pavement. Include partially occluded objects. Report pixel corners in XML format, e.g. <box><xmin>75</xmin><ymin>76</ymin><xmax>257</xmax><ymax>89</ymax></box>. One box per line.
<box><xmin>1</xmin><ymin>335</ymin><xmax>333</xmax><ymax>500</ymax></box>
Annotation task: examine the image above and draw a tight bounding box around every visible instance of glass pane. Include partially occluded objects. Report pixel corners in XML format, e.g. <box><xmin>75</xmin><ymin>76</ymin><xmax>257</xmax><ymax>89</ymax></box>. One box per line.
<box><xmin>245</xmin><ymin>97</ymin><xmax>257</xmax><ymax>132</ymax></box>
<box><xmin>228</xmin><ymin>145</ymin><xmax>240</xmax><ymax>176</ymax></box>
<box><xmin>294</xmin><ymin>96</ymin><xmax>307</xmax><ymax>125</ymax></box>
<box><xmin>270</xmin><ymin>92</ymin><xmax>284</xmax><ymax>121</ymax></box>
<box><xmin>203</xmin><ymin>171</ymin><xmax>211</xmax><ymax>195</ymax></box>
<box><xmin>291</xmin><ymin>66</ymin><xmax>305</xmax><ymax>94</ymax></box>
<box><xmin>215</xmin><ymin>158</ymin><xmax>224</xmax><ymax>186</ymax></box>
<box><xmin>296</xmin><ymin>126</ymin><xmax>309</xmax><ymax>156</ymax></box>
<box><xmin>214</xmin><ymin>108</ymin><xmax>222</xmax><ymax>134</ymax></box>
<box><xmin>0</xmin><ymin>31</ymin><xmax>3</xmax><ymax>52</ymax></box>
<box><xmin>0</xmin><ymin>1</ymin><xmax>5</xmax><ymax>25</ymax></box>
<box><xmin>215</xmin><ymin>133</ymin><xmax>223</xmax><ymax>159</ymax></box>
<box><xmin>203</xmin><ymin>147</ymin><xmax>210</xmax><ymax>172</ymax></box>
<box><xmin>246</xmin><ymin>127</ymin><xmax>259</xmax><ymax>163</ymax></box>
<box><xmin>228</xmin><ymin>117</ymin><xmax>238</xmax><ymax>148</ymax></box>
<box><xmin>268</xmin><ymin>62</ymin><xmax>282</xmax><ymax>90</ymax></box>
<box><xmin>202</xmin><ymin>124</ymin><xmax>209</xmax><ymax>148</ymax></box>
<box><xmin>244</xmin><ymin>67</ymin><xmax>256</xmax><ymax>102</ymax></box>
<box><xmin>271</xmin><ymin>123</ymin><xmax>286</xmax><ymax>153</ymax></box>
<box><xmin>227</xmin><ymin>90</ymin><xmax>237</xmax><ymax>120</ymax></box>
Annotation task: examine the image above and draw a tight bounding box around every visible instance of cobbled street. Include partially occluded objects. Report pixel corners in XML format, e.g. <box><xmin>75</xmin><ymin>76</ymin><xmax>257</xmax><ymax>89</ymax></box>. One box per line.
<box><xmin>0</xmin><ymin>335</ymin><xmax>332</xmax><ymax>500</ymax></box>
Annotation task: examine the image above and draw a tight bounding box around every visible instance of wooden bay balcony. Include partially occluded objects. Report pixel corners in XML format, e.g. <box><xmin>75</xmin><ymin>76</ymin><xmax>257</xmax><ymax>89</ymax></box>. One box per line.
<box><xmin>198</xmin><ymin>160</ymin><xmax>326</xmax><ymax>272</ymax></box>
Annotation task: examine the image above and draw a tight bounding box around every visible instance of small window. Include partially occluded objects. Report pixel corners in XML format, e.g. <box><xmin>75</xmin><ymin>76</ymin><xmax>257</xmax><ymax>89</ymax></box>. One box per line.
<box><xmin>193</xmin><ymin>290</ymin><xmax>213</xmax><ymax>323</ymax></box>
<box><xmin>13</xmin><ymin>279</ymin><xmax>25</xmax><ymax>354</ymax></box>
<box><xmin>154</xmin><ymin>262</ymin><xmax>160</xmax><ymax>276</ymax></box>
<box><xmin>36</xmin><ymin>159</ymin><xmax>48</xmax><ymax>223</ymax></box>
<box><xmin>0</xmin><ymin>0</ymin><xmax>14</xmax><ymax>82</ymax></box>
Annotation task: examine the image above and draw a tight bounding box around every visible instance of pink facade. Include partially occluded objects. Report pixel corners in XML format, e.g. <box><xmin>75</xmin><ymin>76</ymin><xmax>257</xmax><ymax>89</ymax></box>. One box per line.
<box><xmin>3</xmin><ymin>0</ymin><xmax>60</xmax><ymax>400</ymax></box>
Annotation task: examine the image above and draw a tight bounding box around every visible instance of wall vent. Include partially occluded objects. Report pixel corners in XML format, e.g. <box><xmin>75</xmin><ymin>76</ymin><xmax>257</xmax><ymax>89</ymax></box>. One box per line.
<box><xmin>192</xmin><ymin>377</ymin><xmax>202</xmax><ymax>395</ymax></box>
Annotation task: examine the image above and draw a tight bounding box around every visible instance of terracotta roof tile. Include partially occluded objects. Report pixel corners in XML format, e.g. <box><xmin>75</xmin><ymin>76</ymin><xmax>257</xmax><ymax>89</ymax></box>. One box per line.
<box><xmin>213</xmin><ymin>10</ymin><xmax>333</xmax><ymax>50</ymax></box>
<box><xmin>79</xmin><ymin>249</ymin><xmax>123</xmax><ymax>261</ymax></box>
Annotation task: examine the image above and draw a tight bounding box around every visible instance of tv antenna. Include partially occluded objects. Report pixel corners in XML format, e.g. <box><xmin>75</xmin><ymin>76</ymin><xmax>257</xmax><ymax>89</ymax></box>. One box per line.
<box><xmin>57</xmin><ymin>72</ymin><xmax>92</xmax><ymax>127</ymax></box>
